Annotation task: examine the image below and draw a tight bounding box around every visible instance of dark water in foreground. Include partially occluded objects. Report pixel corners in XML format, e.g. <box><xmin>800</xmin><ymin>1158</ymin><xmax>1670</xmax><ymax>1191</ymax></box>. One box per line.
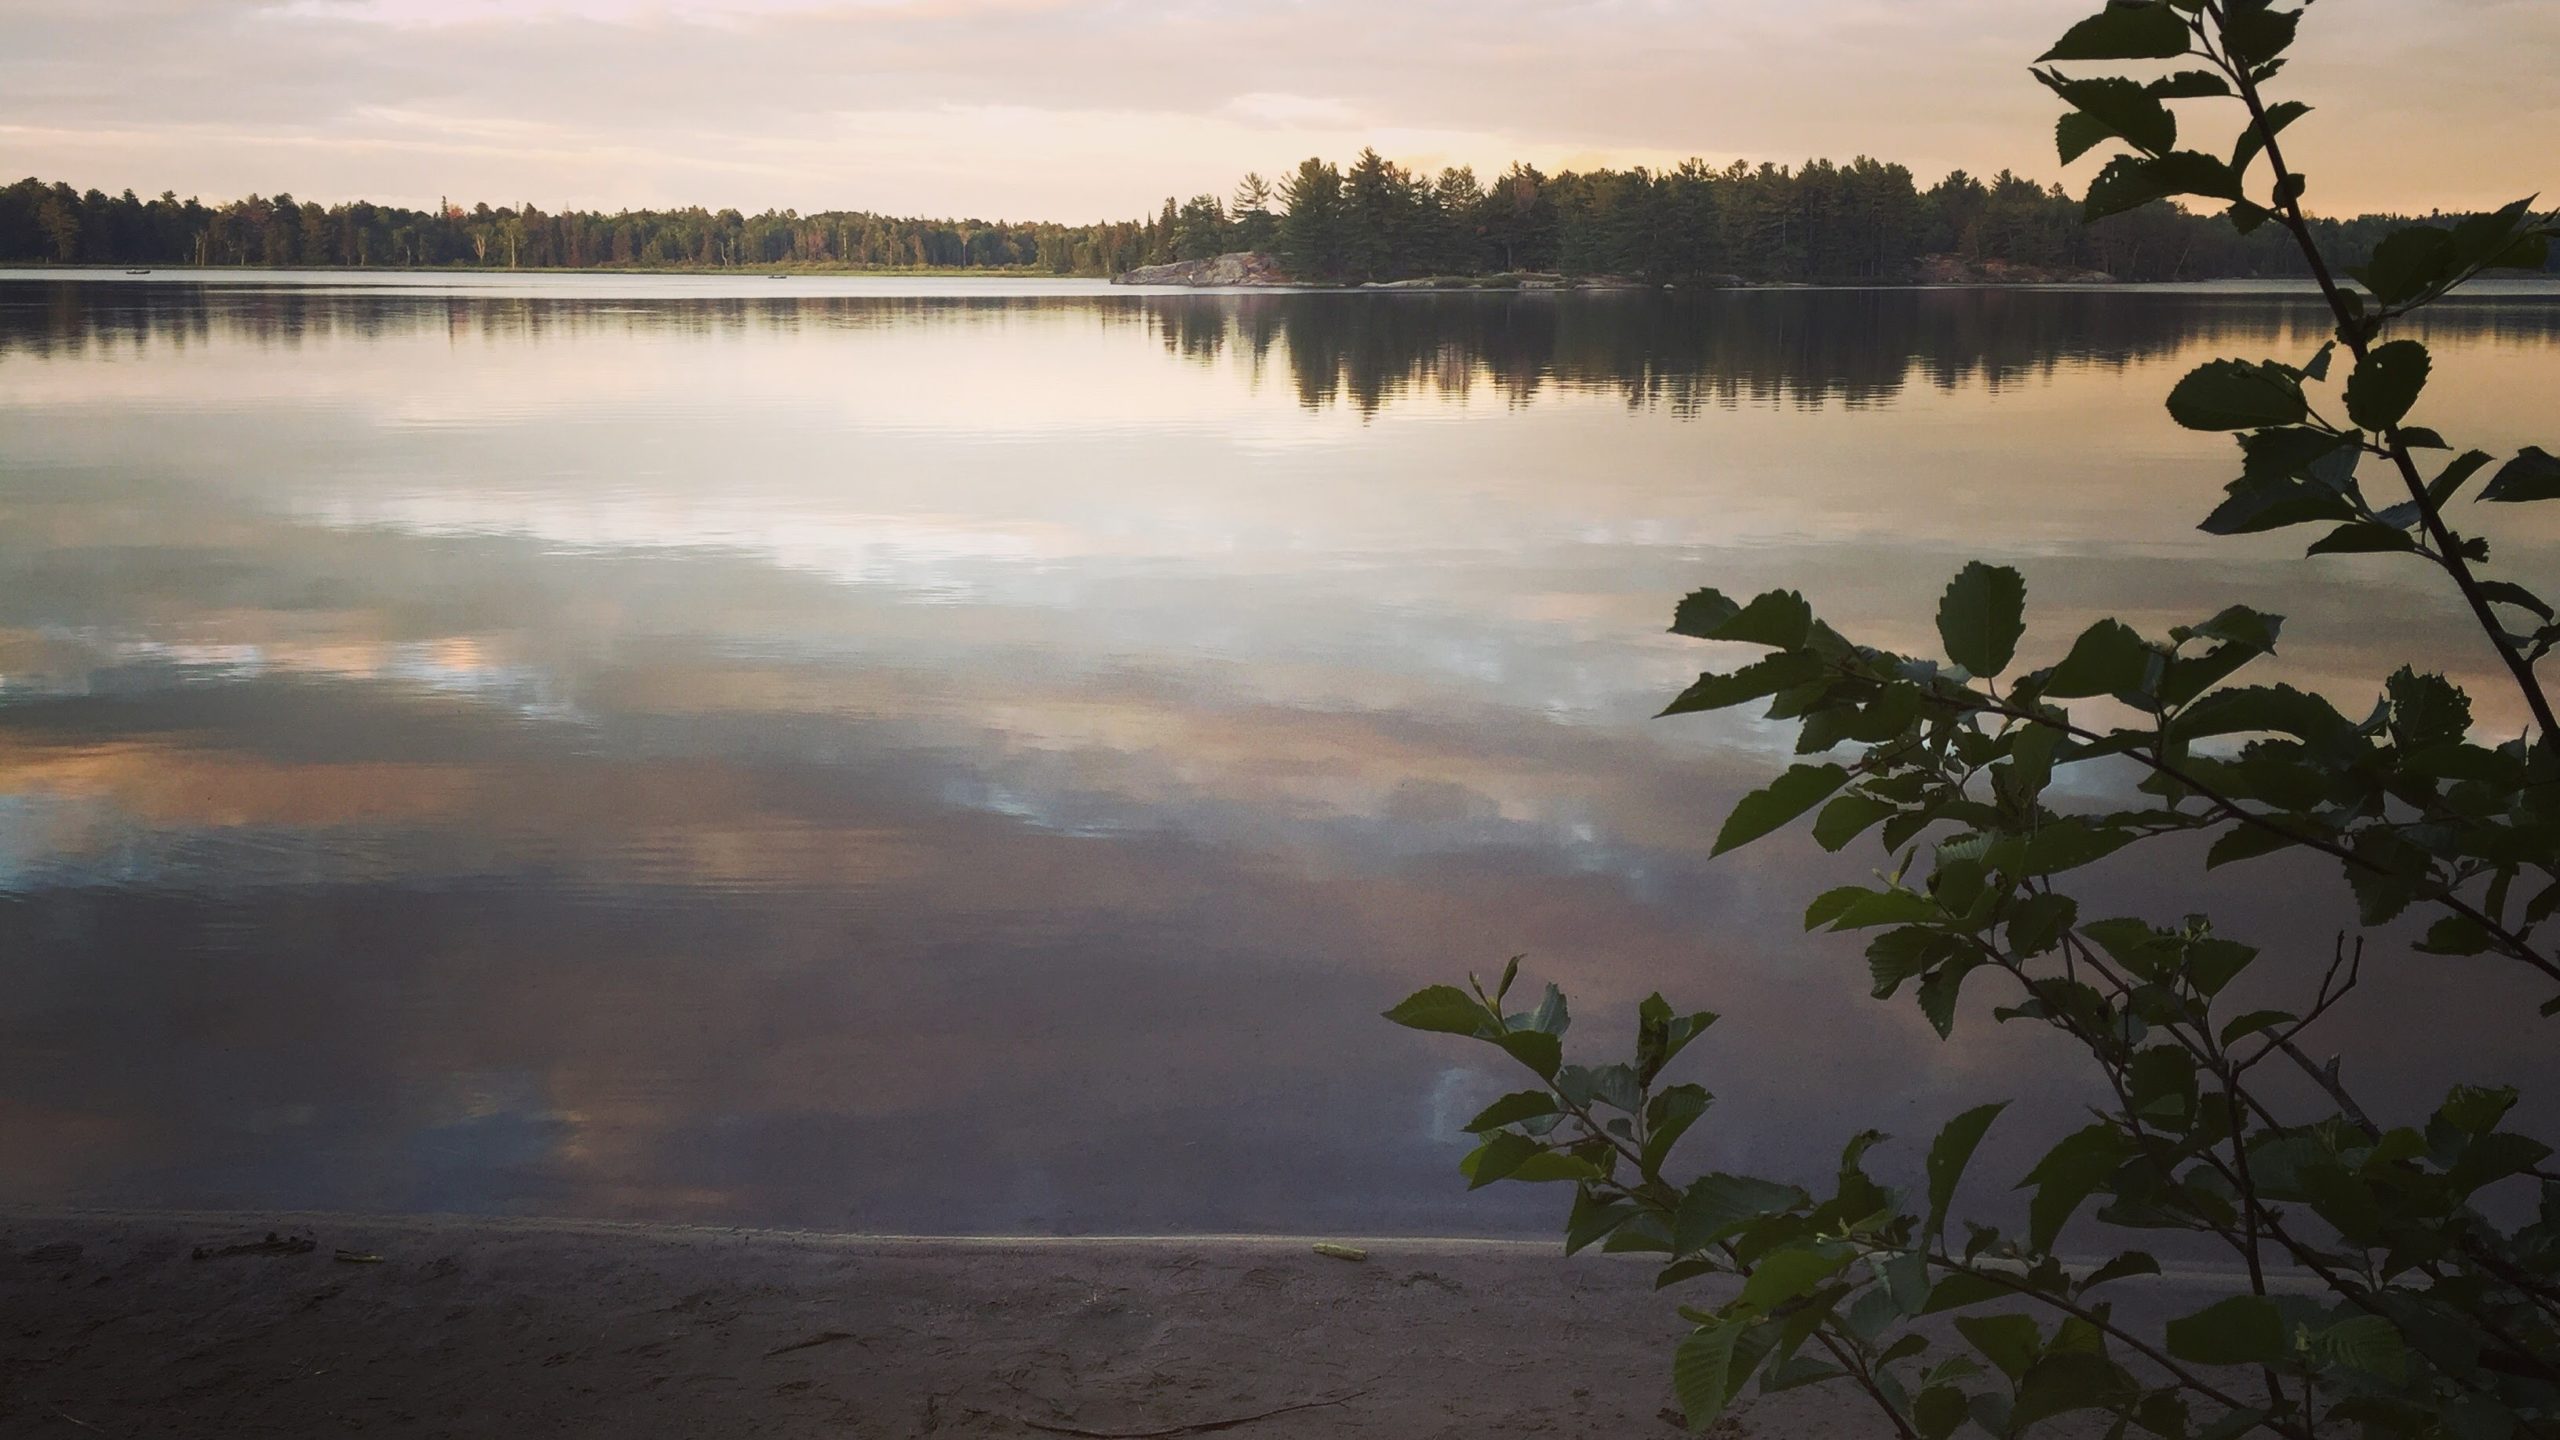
<box><xmin>2</xmin><ymin>271</ymin><xmax>2555</xmax><ymax>1234</ymax></box>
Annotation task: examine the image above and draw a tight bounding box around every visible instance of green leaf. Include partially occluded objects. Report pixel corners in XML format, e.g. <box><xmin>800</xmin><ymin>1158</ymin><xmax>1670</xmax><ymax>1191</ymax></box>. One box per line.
<box><xmin>1525</xmin><ymin>982</ymin><xmax>1570</xmax><ymax>1037</ymax></box>
<box><xmin>2040</xmin><ymin>1</ymin><xmax>2191</xmax><ymax>60</ymax></box>
<box><xmin>2344</xmin><ymin>339</ymin><xmax>2431</xmax><ymax>431</ymax></box>
<box><xmin>1492</xmin><ymin>1029</ymin><xmax>1562</xmax><ymax>1080</ymax></box>
<box><xmin>1867</xmin><ymin>926</ymin><xmax>1948</xmax><ymax>1000</ymax></box>
<box><xmin>1926</xmin><ymin>1103</ymin><xmax>2008</xmax><ymax>1238</ymax></box>
<box><xmin>1917</xmin><ymin>958</ymin><xmax>1979</xmax><ymax>1040</ymax></box>
<box><xmin>2316</xmin><ymin>1315</ymin><xmax>2407</xmax><ymax>1383</ymax></box>
<box><xmin>1924</xmin><ymin>1271</ymin><xmax>2011</xmax><ymax>1313</ymax></box>
<box><xmin>1673</xmin><ymin>588</ymin><xmax>1814</xmax><ymax>647</ymax></box>
<box><xmin>2037</xmin><ymin>73</ymin><xmax>2176</xmax><ymax>156</ymax></box>
<box><xmin>2352</xmin><ymin>225</ymin><xmax>2458</xmax><ymax>308</ymax></box>
<box><xmin>1674</xmin><ymin>1320</ymin><xmax>1751</xmax><ymax>1430</ymax></box>
<box><xmin>2085</xmin><ymin>151</ymin><xmax>2245</xmax><ymax>221</ymax></box>
<box><xmin>2149</xmin><ymin>69</ymin><xmax>2231</xmax><ymax>98</ymax></box>
<box><xmin>2386</xmin><ymin>666</ymin><xmax>2471</xmax><ymax>749</ymax></box>
<box><xmin>1674</xmin><ymin>1172</ymin><xmax>1807</xmax><ymax>1253</ymax></box>
<box><xmin>2043</xmin><ymin>619</ymin><xmax>2153</xmax><ymax>699</ymax></box>
<box><xmin>2057</xmin><ymin>111</ymin><xmax>2114</xmax><ymax>166</ymax></box>
<box><xmin>2477</xmin><ymin>579</ymin><xmax>2554</xmax><ymax>620</ymax></box>
<box><xmin>2078</xmin><ymin>1250</ymin><xmax>2161</xmax><ymax>1292</ymax></box>
<box><xmin>2222</xmin><ymin>5</ymin><xmax>2299</xmax><ymax>65</ymax></box>
<box><xmin>2447</xmin><ymin>1131</ymin><xmax>2553</xmax><ymax>1199</ymax></box>
<box><xmin>2439</xmin><ymin>1084</ymin><xmax>2519</xmax><ymax>1135</ymax></box>
<box><xmin>1714</xmin><ymin>764</ymin><xmax>1850</xmax><ymax>856</ymax></box>
<box><xmin>1464</xmin><ymin>1091</ymin><xmax>1558</xmax><ymax>1132</ymax></box>
<box><xmin>2206</xmin><ymin>824</ymin><xmax>2297</xmax><ymax>869</ymax></box>
<box><xmin>1955</xmin><ymin>1312</ymin><xmax>2043</xmax><ymax>1381</ymax></box>
<box><xmin>1566</xmin><ymin>1189</ymin><xmax>1639</xmax><ymax>1256</ymax></box>
<box><xmin>1661</xmin><ymin>652</ymin><xmax>1829</xmax><ymax>717</ymax></box>
<box><xmin>1738</xmin><ymin>1246</ymin><xmax>1853</xmax><ymax>1312</ymax></box>
<box><xmin>2230</xmin><ymin>99</ymin><xmax>2309</xmax><ymax>177</ymax></box>
<box><xmin>1382</xmin><ymin>985</ymin><xmax>1488</xmax><ymax>1036</ymax></box>
<box><xmin>2305</xmin><ymin>520</ymin><xmax>2420</xmax><ymax>556</ymax></box>
<box><xmin>1459</xmin><ymin>1132</ymin><xmax>1543</xmax><ymax>1188</ymax></box>
<box><xmin>2165</xmin><ymin>1295</ymin><xmax>2285</xmax><ymax>1366</ymax></box>
<box><xmin>2014</xmin><ymin>1352</ymin><xmax>2139</xmax><ymax>1429</ymax></box>
<box><xmin>1914</xmin><ymin>1385</ymin><xmax>1970</xmax><ymax>1440</ymax></box>
<box><xmin>2424</xmin><ymin>450</ymin><xmax>2495</xmax><ymax>508</ymax></box>
<box><xmin>2007</xmin><ymin>892</ymin><xmax>2078</xmax><ymax>957</ymax></box>
<box><xmin>2481</xmin><ymin>446</ymin><xmax>2560</xmax><ymax>503</ymax></box>
<box><xmin>1813</xmin><ymin>793</ymin><xmax>1897</xmax><ymax>853</ymax></box>
<box><xmin>2021</xmin><ymin>1123</ymin><xmax>2130</xmax><ymax>1254</ymax></box>
<box><xmin>2217</xmin><ymin>1008</ymin><xmax>2295</xmax><ymax>1045</ymax></box>
<box><xmin>2167</xmin><ymin>358</ymin><xmax>2308</xmax><ymax>430</ymax></box>
<box><xmin>1643</xmin><ymin>1084</ymin><xmax>1712</xmax><ymax>1175</ymax></box>
<box><xmin>1938</xmin><ymin>562</ymin><xmax>2028</xmax><ymax>678</ymax></box>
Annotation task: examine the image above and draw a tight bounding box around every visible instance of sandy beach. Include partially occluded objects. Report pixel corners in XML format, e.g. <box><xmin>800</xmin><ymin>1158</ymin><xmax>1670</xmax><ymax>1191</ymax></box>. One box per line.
<box><xmin>0</xmin><ymin>1211</ymin><xmax>1922</xmax><ymax>1438</ymax></box>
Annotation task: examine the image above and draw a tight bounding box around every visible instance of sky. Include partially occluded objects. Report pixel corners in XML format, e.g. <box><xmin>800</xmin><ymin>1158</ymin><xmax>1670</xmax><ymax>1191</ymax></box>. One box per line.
<box><xmin>3</xmin><ymin>0</ymin><xmax>2554</xmax><ymax>221</ymax></box>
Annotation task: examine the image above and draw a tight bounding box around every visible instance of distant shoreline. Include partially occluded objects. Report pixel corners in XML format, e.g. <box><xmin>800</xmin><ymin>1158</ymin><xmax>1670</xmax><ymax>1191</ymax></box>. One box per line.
<box><xmin>10</xmin><ymin>265</ymin><xmax>2558</xmax><ymax>301</ymax></box>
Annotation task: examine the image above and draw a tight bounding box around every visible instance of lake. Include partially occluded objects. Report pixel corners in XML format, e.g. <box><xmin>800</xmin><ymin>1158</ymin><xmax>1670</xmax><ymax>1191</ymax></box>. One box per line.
<box><xmin>2</xmin><ymin>270</ymin><xmax>2555</xmax><ymax>1235</ymax></box>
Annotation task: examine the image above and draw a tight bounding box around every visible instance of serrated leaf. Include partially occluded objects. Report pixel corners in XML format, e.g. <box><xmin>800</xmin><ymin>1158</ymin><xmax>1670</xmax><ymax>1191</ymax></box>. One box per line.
<box><xmin>1738</xmin><ymin>1246</ymin><xmax>1853</xmax><ymax>1313</ymax></box>
<box><xmin>2040</xmin><ymin>1</ymin><xmax>2191</xmax><ymax>60</ymax></box>
<box><xmin>2222</xmin><ymin>5</ymin><xmax>2298</xmax><ymax>64</ymax></box>
<box><xmin>1464</xmin><ymin>1091</ymin><xmax>1558</xmax><ymax>1132</ymax></box>
<box><xmin>2149</xmin><ymin>69</ymin><xmax>2230</xmax><ymax>98</ymax></box>
<box><xmin>1674</xmin><ymin>1172</ymin><xmax>1807</xmax><ymax>1254</ymax></box>
<box><xmin>2230</xmin><ymin>99</ymin><xmax>2309</xmax><ymax>177</ymax></box>
<box><xmin>1714</xmin><ymin>764</ymin><xmax>1850</xmax><ymax>856</ymax></box>
<box><xmin>2057</xmin><ymin>111</ymin><xmax>2114</xmax><ymax>166</ymax></box>
<box><xmin>1938</xmin><ymin>562</ymin><xmax>2027</xmax><ymax>677</ymax></box>
<box><xmin>2481</xmin><ymin>446</ymin><xmax>2560</xmax><ymax>503</ymax></box>
<box><xmin>1492</xmin><ymin>1028</ymin><xmax>1561</xmax><ymax>1080</ymax></box>
<box><xmin>2085</xmin><ymin>150</ymin><xmax>2245</xmax><ymax>221</ymax></box>
<box><xmin>1812</xmin><ymin>792</ymin><xmax>1897</xmax><ymax>855</ymax></box>
<box><xmin>2166</xmin><ymin>1296</ymin><xmax>2285</xmax><ymax>1365</ymax></box>
<box><xmin>2344</xmin><ymin>339</ymin><xmax>2431</xmax><ymax>431</ymax></box>
<box><xmin>2306</xmin><ymin>521</ymin><xmax>2419</xmax><ymax>556</ymax></box>
<box><xmin>2317</xmin><ymin>1314</ymin><xmax>2407</xmax><ymax>1382</ymax></box>
<box><xmin>1926</xmin><ymin>1103</ymin><xmax>2007</xmax><ymax>1238</ymax></box>
<box><xmin>1675</xmin><ymin>1320</ymin><xmax>1751</xmax><ymax>1430</ymax></box>
<box><xmin>1660</xmin><ymin>651</ymin><xmax>1829</xmax><ymax>717</ymax></box>
<box><xmin>1566</xmin><ymin>1189</ymin><xmax>1639</xmax><ymax>1255</ymax></box>
<box><xmin>1955</xmin><ymin>1312</ymin><xmax>2043</xmax><ymax>1381</ymax></box>
<box><xmin>2044</xmin><ymin>618</ymin><xmax>2152</xmax><ymax>698</ymax></box>
<box><xmin>1382</xmin><ymin>985</ymin><xmax>1487</xmax><ymax>1036</ymax></box>
<box><xmin>2021</xmin><ymin>1123</ymin><xmax>2130</xmax><ymax>1255</ymax></box>
<box><xmin>2167</xmin><ymin>358</ymin><xmax>2307</xmax><ymax>430</ymax></box>
<box><xmin>2353</xmin><ymin>224</ymin><xmax>2458</xmax><ymax>308</ymax></box>
<box><xmin>2039</xmin><ymin>73</ymin><xmax>2177</xmax><ymax>156</ymax></box>
<box><xmin>1674</xmin><ymin>588</ymin><xmax>1814</xmax><ymax>647</ymax></box>
<box><xmin>2206</xmin><ymin>824</ymin><xmax>2297</xmax><ymax>869</ymax></box>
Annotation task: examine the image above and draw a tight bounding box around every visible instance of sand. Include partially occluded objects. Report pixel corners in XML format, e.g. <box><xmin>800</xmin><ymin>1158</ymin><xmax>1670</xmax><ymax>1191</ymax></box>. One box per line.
<box><xmin>0</xmin><ymin>1211</ymin><xmax>1913</xmax><ymax>1438</ymax></box>
<box><xmin>2</xmin><ymin>1212</ymin><xmax>2258</xmax><ymax>1437</ymax></box>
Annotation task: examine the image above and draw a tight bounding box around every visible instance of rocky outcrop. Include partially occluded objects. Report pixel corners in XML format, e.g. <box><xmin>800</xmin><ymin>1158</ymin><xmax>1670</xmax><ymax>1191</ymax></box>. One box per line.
<box><xmin>1112</xmin><ymin>252</ymin><xmax>1292</xmax><ymax>286</ymax></box>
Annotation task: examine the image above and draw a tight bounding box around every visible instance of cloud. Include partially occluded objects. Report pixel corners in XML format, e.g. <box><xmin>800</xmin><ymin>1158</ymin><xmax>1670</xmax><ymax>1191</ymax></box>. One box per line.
<box><xmin>2</xmin><ymin>0</ymin><xmax>2552</xmax><ymax>218</ymax></box>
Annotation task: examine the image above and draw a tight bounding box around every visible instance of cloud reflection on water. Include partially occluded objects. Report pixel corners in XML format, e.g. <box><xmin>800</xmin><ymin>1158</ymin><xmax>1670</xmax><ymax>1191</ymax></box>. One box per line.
<box><xmin>0</xmin><ymin>277</ymin><xmax>2554</xmax><ymax>1233</ymax></box>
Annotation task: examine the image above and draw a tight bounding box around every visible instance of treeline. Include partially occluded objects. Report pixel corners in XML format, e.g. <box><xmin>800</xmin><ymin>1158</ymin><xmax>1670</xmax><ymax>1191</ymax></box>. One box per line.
<box><xmin>0</xmin><ymin>179</ymin><xmax>1158</xmax><ymax>275</ymax></box>
<box><xmin>6</xmin><ymin>161</ymin><xmax>2551</xmax><ymax>285</ymax></box>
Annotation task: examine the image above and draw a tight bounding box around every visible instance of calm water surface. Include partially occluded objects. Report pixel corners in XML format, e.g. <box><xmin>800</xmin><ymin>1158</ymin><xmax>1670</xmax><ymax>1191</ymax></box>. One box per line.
<box><xmin>3</xmin><ymin>271</ymin><xmax>2556</xmax><ymax>1233</ymax></box>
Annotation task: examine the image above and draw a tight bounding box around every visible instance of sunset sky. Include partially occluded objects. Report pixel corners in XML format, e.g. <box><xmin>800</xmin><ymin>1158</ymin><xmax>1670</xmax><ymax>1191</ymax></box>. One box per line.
<box><xmin>5</xmin><ymin>0</ymin><xmax>2555</xmax><ymax>221</ymax></box>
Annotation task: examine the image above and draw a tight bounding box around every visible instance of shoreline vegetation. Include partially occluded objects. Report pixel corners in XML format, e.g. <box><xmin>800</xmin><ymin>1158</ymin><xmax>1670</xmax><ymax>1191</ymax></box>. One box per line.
<box><xmin>12</xmin><ymin>154</ymin><xmax>2556</xmax><ymax>291</ymax></box>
